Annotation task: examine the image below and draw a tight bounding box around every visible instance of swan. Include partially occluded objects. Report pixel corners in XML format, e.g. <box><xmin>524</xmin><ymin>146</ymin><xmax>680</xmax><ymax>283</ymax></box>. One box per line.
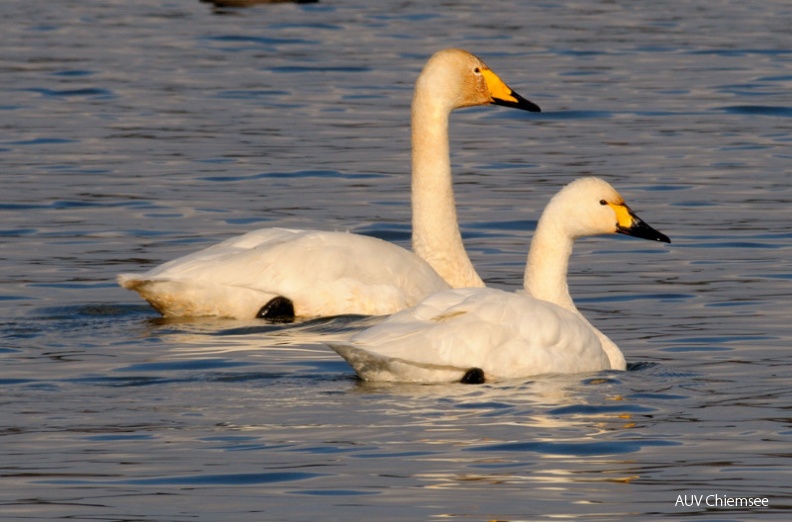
<box><xmin>118</xmin><ymin>49</ymin><xmax>540</xmax><ymax>320</ymax></box>
<box><xmin>330</xmin><ymin>177</ymin><xmax>671</xmax><ymax>384</ymax></box>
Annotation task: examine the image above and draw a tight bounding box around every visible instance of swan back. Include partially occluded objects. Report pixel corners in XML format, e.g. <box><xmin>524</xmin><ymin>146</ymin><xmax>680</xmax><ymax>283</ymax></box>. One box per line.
<box><xmin>119</xmin><ymin>229</ymin><xmax>451</xmax><ymax>318</ymax></box>
<box><xmin>334</xmin><ymin>287</ymin><xmax>608</xmax><ymax>384</ymax></box>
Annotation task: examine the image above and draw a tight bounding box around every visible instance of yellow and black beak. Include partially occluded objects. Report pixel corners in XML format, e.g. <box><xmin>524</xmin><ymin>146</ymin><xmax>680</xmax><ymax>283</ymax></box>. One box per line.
<box><xmin>610</xmin><ymin>203</ymin><xmax>671</xmax><ymax>243</ymax></box>
<box><xmin>481</xmin><ymin>68</ymin><xmax>541</xmax><ymax>113</ymax></box>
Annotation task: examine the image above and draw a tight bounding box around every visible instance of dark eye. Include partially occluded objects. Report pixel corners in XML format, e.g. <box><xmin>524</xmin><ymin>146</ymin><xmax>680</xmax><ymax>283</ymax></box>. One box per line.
<box><xmin>599</xmin><ymin>200</ymin><xmax>607</xmax><ymax>206</ymax></box>
<box><xmin>473</xmin><ymin>67</ymin><xmax>481</xmax><ymax>74</ymax></box>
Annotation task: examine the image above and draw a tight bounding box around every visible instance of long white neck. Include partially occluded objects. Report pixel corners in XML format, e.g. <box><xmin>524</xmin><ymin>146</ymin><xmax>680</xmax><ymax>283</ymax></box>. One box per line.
<box><xmin>524</xmin><ymin>216</ymin><xmax>626</xmax><ymax>370</ymax></box>
<box><xmin>524</xmin><ymin>216</ymin><xmax>575</xmax><ymax>311</ymax></box>
<box><xmin>410</xmin><ymin>85</ymin><xmax>484</xmax><ymax>288</ymax></box>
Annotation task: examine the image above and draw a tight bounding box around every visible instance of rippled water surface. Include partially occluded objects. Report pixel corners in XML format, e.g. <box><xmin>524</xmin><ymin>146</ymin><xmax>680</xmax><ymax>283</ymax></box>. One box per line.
<box><xmin>2</xmin><ymin>0</ymin><xmax>792</xmax><ymax>520</ymax></box>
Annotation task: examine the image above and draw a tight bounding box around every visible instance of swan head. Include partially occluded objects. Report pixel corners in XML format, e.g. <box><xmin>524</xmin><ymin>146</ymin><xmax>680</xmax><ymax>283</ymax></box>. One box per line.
<box><xmin>547</xmin><ymin>177</ymin><xmax>671</xmax><ymax>243</ymax></box>
<box><xmin>416</xmin><ymin>48</ymin><xmax>541</xmax><ymax>113</ymax></box>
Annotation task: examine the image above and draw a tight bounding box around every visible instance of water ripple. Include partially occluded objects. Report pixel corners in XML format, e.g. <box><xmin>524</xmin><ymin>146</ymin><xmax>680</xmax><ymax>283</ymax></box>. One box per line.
<box><xmin>465</xmin><ymin>439</ymin><xmax>681</xmax><ymax>456</ymax></box>
<box><xmin>201</xmin><ymin>169</ymin><xmax>385</xmax><ymax>182</ymax></box>
<box><xmin>37</xmin><ymin>471</ymin><xmax>325</xmax><ymax>486</ymax></box>
<box><xmin>718</xmin><ymin>105</ymin><xmax>792</xmax><ymax>117</ymax></box>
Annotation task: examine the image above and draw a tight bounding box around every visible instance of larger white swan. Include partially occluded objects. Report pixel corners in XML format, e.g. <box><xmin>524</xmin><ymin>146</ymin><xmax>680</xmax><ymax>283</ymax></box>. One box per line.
<box><xmin>331</xmin><ymin>177</ymin><xmax>671</xmax><ymax>384</ymax></box>
<box><xmin>118</xmin><ymin>49</ymin><xmax>540</xmax><ymax>320</ymax></box>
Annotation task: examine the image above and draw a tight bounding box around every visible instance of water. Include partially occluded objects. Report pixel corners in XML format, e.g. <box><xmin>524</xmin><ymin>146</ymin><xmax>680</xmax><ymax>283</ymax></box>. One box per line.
<box><xmin>2</xmin><ymin>0</ymin><xmax>791</xmax><ymax>520</ymax></box>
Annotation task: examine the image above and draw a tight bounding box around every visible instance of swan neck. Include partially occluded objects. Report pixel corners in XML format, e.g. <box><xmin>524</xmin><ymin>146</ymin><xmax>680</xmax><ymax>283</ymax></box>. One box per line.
<box><xmin>410</xmin><ymin>89</ymin><xmax>483</xmax><ymax>288</ymax></box>
<box><xmin>524</xmin><ymin>216</ymin><xmax>625</xmax><ymax>370</ymax></box>
<box><xmin>524</xmin><ymin>221</ymin><xmax>576</xmax><ymax>312</ymax></box>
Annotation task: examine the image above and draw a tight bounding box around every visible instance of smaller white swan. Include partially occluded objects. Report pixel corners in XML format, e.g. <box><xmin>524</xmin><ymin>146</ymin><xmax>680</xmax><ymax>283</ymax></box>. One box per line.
<box><xmin>118</xmin><ymin>49</ymin><xmax>540</xmax><ymax>320</ymax></box>
<box><xmin>331</xmin><ymin>177</ymin><xmax>671</xmax><ymax>384</ymax></box>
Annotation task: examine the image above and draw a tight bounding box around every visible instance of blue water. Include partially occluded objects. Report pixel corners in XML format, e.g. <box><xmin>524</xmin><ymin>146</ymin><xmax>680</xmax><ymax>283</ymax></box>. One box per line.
<box><xmin>2</xmin><ymin>0</ymin><xmax>792</xmax><ymax>520</ymax></box>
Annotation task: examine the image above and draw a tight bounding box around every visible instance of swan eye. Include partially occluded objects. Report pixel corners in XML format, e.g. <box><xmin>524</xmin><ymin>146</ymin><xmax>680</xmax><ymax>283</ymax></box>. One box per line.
<box><xmin>599</xmin><ymin>200</ymin><xmax>608</xmax><ymax>206</ymax></box>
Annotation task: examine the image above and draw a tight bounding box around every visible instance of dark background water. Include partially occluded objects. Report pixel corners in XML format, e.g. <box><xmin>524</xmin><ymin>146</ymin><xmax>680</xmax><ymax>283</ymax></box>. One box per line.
<box><xmin>2</xmin><ymin>0</ymin><xmax>791</xmax><ymax>520</ymax></box>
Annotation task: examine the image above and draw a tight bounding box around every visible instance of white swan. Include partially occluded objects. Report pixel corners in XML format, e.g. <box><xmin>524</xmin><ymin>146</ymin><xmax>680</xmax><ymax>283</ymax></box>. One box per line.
<box><xmin>331</xmin><ymin>177</ymin><xmax>671</xmax><ymax>384</ymax></box>
<box><xmin>118</xmin><ymin>49</ymin><xmax>540</xmax><ymax>320</ymax></box>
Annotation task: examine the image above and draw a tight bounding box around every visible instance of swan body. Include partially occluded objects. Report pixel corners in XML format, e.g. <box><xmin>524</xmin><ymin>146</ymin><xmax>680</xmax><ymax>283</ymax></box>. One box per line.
<box><xmin>331</xmin><ymin>177</ymin><xmax>671</xmax><ymax>383</ymax></box>
<box><xmin>118</xmin><ymin>228</ymin><xmax>451</xmax><ymax>319</ymax></box>
<box><xmin>119</xmin><ymin>48</ymin><xmax>540</xmax><ymax>320</ymax></box>
<box><xmin>333</xmin><ymin>287</ymin><xmax>608</xmax><ymax>384</ymax></box>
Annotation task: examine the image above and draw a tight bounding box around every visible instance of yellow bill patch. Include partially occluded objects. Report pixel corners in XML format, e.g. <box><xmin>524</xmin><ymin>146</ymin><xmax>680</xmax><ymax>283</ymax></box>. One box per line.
<box><xmin>608</xmin><ymin>202</ymin><xmax>634</xmax><ymax>229</ymax></box>
<box><xmin>480</xmin><ymin>68</ymin><xmax>518</xmax><ymax>104</ymax></box>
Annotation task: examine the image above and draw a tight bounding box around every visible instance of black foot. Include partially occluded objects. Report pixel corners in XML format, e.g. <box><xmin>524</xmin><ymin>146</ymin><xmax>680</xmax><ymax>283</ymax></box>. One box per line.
<box><xmin>256</xmin><ymin>296</ymin><xmax>295</xmax><ymax>323</ymax></box>
<box><xmin>460</xmin><ymin>368</ymin><xmax>485</xmax><ymax>384</ymax></box>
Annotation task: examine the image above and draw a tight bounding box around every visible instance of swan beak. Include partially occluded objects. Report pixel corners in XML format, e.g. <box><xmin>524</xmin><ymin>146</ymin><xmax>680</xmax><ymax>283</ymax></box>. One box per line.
<box><xmin>612</xmin><ymin>204</ymin><xmax>671</xmax><ymax>243</ymax></box>
<box><xmin>481</xmin><ymin>68</ymin><xmax>541</xmax><ymax>112</ymax></box>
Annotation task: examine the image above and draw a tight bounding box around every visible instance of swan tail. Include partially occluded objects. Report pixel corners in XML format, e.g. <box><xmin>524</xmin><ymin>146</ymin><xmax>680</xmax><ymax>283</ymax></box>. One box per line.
<box><xmin>330</xmin><ymin>344</ymin><xmax>469</xmax><ymax>384</ymax></box>
<box><xmin>117</xmin><ymin>273</ymin><xmax>145</xmax><ymax>290</ymax></box>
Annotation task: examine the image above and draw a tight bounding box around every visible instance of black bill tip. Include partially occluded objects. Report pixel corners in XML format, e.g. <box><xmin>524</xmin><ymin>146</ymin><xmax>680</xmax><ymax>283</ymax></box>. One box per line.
<box><xmin>493</xmin><ymin>90</ymin><xmax>541</xmax><ymax>113</ymax></box>
<box><xmin>618</xmin><ymin>214</ymin><xmax>671</xmax><ymax>244</ymax></box>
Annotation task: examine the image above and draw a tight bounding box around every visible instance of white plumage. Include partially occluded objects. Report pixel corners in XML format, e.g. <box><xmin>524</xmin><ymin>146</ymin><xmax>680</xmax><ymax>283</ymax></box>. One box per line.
<box><xmin>118</xmin><ymin>48</ymin><xmax>540</xmax><ymax>320</ymax></box>
<box><xmin>118</xmin><ymin>228</ymin><xmax>450</xmax><ymax>319</ymax></box>
<box><xmin>333</xmin><ymin>288</ymin><xmax>607</xmax><ymax>383</ymax></box>
<box><xmin>331</xmin><ymin>177</ymin><xmax>671</xmax><ymax>383</ymax></box>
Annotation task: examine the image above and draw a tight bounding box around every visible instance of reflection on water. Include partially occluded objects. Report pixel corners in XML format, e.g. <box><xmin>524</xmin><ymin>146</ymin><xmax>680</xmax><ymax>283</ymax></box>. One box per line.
<box><xmin>2</xmin><ymin>0</ymin><xmax>792</xmax><ymax>520</ymax></box>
